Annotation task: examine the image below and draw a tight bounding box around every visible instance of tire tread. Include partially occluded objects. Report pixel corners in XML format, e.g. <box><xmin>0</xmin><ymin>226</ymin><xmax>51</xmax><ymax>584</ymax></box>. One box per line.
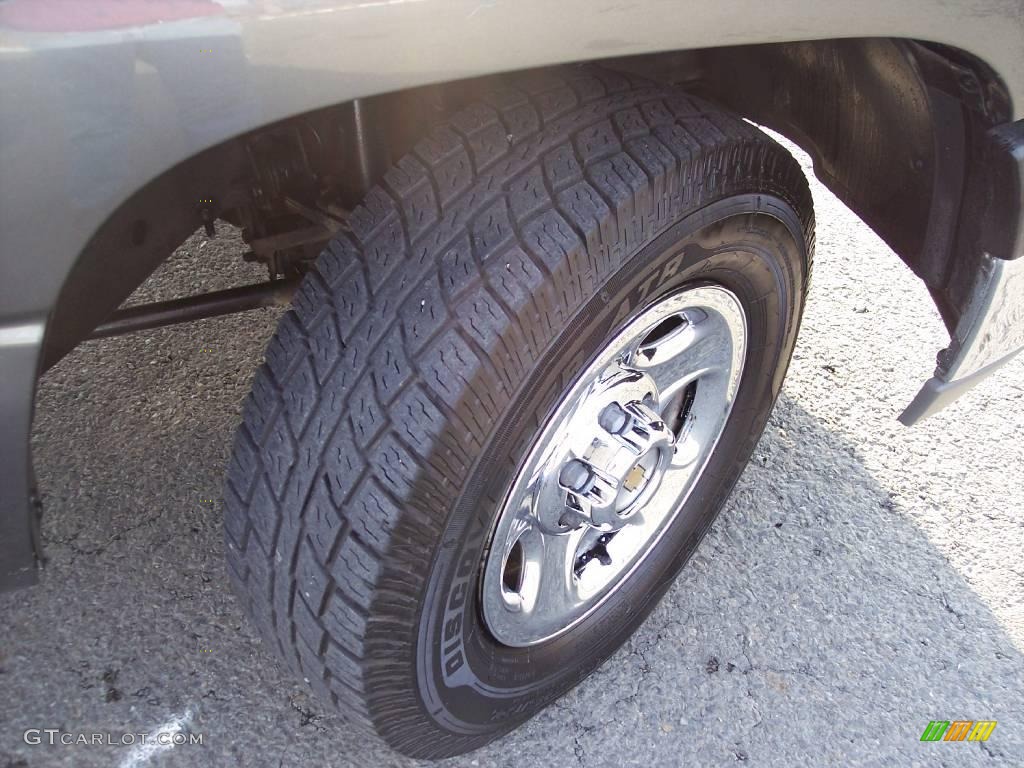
<box><xmin>224</xmin><ymin>65</ymin><xmax>814</xmax><ymax>757</ymax></box>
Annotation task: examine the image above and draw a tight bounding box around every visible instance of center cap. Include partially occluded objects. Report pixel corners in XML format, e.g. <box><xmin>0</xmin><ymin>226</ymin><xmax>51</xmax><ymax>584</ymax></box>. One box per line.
<box><xmin>556</xmin><ymin>399</ymin><xmax>676</xmax><ymax>532</ymax></box>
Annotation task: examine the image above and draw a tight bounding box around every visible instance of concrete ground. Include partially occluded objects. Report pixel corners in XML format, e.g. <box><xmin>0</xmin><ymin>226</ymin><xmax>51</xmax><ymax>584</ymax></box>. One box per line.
<box><xmin>2</xmin><ymin>141</ymin><xmax>1023</xmax><ymax>768</ymax></box>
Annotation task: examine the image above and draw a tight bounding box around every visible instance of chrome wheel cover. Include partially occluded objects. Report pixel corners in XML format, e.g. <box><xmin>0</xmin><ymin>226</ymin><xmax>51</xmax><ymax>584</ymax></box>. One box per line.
<box><xmin>481</xmin><ymin>284</ymin><xmax>748</xmax><ymax>647</ymax></box>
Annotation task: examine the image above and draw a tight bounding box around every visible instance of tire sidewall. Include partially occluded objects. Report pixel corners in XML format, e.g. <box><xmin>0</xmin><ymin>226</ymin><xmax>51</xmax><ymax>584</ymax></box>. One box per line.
<box><xmin>411</xmin><ymin>194</ymin><xmax>808</xmax><ymax>737</ymax></box>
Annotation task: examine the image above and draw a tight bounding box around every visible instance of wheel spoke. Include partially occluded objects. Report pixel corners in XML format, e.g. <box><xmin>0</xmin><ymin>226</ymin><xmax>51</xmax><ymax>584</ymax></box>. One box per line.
<box><xmin>627</xmin><ymin>308</ymin><xmax>737</xmax><ymax>399</ymax></box>
<box><xmin>532</xmin><ymin>529</ymin><xmax>580</xmax><ymax>622</ymax></box>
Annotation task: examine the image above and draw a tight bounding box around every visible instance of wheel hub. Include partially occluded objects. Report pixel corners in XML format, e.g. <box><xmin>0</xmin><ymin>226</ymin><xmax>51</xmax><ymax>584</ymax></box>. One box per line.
<box><xmin>481</xmin><ymin>284</ymin><xmax>748</xmax><ymax>647</ymax></box>
<box><xmin>553</xmin><ymin>397</ymin><xmax>675</xmax><ymax>533</ymax></box>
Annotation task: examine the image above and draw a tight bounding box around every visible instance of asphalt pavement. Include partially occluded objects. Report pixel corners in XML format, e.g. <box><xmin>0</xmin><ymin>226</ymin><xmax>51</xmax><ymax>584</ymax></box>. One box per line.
<box><xmin>2</xmin><ymin>141</ymin><xmax>1023</xmax><ymax>768</ymax></box>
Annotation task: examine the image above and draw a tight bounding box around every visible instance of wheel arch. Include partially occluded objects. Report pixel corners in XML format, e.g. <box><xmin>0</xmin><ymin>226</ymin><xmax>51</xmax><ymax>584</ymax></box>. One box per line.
<box><xmin>41</xmin><ymin>37</ymin><xmax>1016</xmax><ymax>371</ymax></box>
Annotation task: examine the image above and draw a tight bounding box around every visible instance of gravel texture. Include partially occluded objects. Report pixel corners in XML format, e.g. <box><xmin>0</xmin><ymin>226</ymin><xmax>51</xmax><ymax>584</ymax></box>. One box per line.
<box><xmin>2</xmin><ymin>139</ymin><xmax>1022</xmax><ymax>768</ymax></box>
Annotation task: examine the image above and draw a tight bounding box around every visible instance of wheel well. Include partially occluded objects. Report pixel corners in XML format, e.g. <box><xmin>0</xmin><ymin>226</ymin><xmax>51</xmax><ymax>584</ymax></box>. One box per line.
<box><xmin>688</xmin><ymin>39</ymin><xmax>1012</xmax><ymax>331</ymax></box>
<box><xmin>42</xmin><ymin>37</ymin><xmax>1013</xmax><ymax>369</ymax></box>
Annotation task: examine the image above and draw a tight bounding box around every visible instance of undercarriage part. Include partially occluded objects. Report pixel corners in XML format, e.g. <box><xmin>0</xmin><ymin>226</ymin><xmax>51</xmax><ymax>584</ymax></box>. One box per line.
<box><xmin>244</xmin><ymin>223</ymin><xmax>335</xmax><ymax>261</ymax></box>
<box><xmin>88</xmin><ymin>279</ymin><xmax>300</xmax><ymax>340</ymax></box>
<box><xmin>349</xmin><ymin>99</ymin><xmax>378</xmax><ymax>198</ymax></box>
<box><xmin>283</xmin><ymin>196</ymin><xmax>348</xmax><ymax>232</ymax></box>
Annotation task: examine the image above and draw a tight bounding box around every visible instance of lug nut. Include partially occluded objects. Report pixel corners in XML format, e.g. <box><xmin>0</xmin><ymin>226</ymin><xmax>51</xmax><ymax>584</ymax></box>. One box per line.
<box><xmin>559</xmin><ymin>459</ymin><xmax>593</xmax><ymax>492</ymax></box>
<box><xmin>598</xmin><ymin>402</ymin><xmax>629</xmax><ymax>435</ymax></box>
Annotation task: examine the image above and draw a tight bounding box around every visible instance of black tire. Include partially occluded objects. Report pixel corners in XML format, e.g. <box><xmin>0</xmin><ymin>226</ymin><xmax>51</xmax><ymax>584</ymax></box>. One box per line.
<box><xmin>224</xmin><ymin>66</ymin><xmax>813</xmax><ymax>758</ymax></box>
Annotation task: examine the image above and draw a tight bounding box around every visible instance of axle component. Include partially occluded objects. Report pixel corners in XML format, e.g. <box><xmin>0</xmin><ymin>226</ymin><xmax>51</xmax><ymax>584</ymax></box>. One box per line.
<box><xmin>88</xmin><ymin>278</ymin><xmax>300</xmax><ymax>340</ymax></box>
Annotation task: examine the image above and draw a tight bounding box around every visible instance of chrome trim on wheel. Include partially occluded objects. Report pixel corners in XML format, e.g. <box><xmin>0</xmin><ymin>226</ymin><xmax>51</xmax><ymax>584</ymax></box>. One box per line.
<box><xmin>481</xmin><ymin>284</ymin><xmax>748</xmax><ymax>647</ymax></box>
